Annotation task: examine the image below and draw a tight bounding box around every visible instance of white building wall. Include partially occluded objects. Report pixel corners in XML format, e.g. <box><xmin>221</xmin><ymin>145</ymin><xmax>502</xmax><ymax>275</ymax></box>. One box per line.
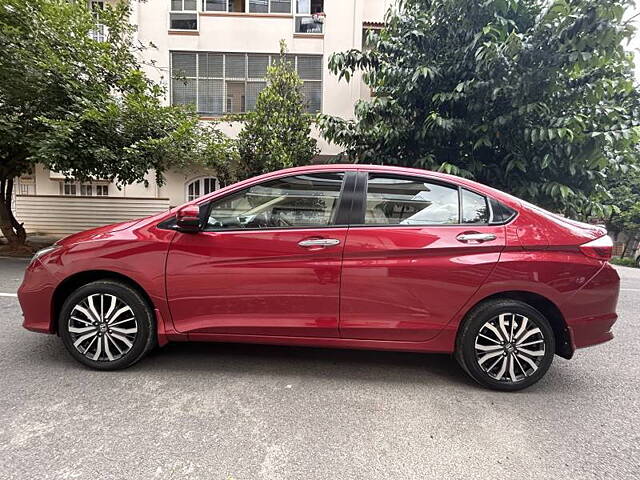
<box><xmin>134</xmin><ymin>0</ymin><xmax>381</xmax><ymax>124</ymax></box>
<box><xmin>15</xmin><ymin>195</ymin><xmax>170</xmax><ymax>236</ymax></box>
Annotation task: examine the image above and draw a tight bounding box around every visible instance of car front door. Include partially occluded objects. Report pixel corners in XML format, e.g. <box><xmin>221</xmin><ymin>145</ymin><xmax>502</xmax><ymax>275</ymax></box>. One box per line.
<box><xmin>166</xmin><ymin>171</ymin><xmax>351</xmax><ymax>338</ymax></box>
<box><xmin>340</xmin><ymin>172</ymin><xmax>507</xmax><ymax>342</ymax></box>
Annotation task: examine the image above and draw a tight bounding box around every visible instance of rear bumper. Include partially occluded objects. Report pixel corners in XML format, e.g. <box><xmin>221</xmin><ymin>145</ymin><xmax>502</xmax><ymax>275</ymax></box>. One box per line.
<box><xmin>567</xmin><ymin>313</ymin><xmax>616</xmax><ymax>349</ymax></box>
<box><xmin>18</xmin><ymin>259</ymin><xmax>56</xmax><ymax>334</ymax></box>
<box><xmin>563</xmin><ymin>263</ymin><xmax>620</xmax><ymax>351</ymax></box>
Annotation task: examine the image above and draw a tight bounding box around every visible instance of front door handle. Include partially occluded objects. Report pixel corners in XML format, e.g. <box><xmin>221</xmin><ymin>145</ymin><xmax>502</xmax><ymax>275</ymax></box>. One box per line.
<box><xmin>298</xmin><ymin>238</ymin><xmax>341</xmax><ymax>248</ymax></box>
<box><xmin>456</xmin><ymin>233</ymin><xmax>497</xmax><ymax>243</ymax></box>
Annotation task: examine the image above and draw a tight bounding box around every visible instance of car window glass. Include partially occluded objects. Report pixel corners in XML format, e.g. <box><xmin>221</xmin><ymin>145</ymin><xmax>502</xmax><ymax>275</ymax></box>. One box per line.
<box><xmin>204</xmin><ymin>172</ymin><xmax>344</xmax><ymax>230</ymax></box>
<box><xmin>462</xmin><ymin>189</ymin><xmax>489</xmax><ymax>224</ymax></box>
<box><xmin>364</xmin><ymin>175</ymin><xmax>459</xmax><ymax>225</ymax></box>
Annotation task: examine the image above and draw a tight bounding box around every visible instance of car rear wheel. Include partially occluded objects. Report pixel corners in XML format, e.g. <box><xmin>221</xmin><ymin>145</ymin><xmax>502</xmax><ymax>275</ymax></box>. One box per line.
<box><xmin>59</xmin><ymin>280</ymin><xmax>155</xmax><ymax>370</ymax></box>
<box><xmin>455</xmin><ymin>299</ymin><xmax>555</xmax><ymax>391</ymax></box>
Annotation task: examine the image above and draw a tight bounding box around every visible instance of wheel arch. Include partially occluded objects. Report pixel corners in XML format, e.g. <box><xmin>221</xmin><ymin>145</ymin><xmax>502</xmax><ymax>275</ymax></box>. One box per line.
<box><xmin>458</xmin><ymin>290</ymin><xmax>573</xmax><ymax>359</ymax></box>
<box><xmin>51</xmin><ymin>270</ymin><xmax>156</xmax><ymax>335</ymax></box>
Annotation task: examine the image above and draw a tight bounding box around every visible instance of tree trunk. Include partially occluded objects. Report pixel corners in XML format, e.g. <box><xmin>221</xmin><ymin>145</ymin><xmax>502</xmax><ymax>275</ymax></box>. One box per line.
<box><xmin>621</xmin><ymin>237</ymin><xmax>632</xmax><ymax>259</ymax></box>
<box><xmin>0</xmin><ymin>177</ymin><xmax>27</xmax><ymax>248</ymax></box>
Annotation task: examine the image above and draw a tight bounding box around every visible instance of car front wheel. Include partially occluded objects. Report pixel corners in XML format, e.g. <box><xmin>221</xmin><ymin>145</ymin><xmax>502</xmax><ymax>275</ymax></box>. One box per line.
<box><xmin>455</xmin><ymin>299</ymin><xmax>555</xmax><ymax>391</ymax></box>
<box><xmin>59</xmin><ymin>280</ymin><xmax>155</xmax><ymax>370</ymax></box>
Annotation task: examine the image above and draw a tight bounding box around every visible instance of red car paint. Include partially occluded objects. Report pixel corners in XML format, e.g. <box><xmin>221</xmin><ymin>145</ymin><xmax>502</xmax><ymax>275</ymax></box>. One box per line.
<box><xmin>18</xmin><ymin>165</ymin><xmax>619</xmax><ymax>357</ymax></box>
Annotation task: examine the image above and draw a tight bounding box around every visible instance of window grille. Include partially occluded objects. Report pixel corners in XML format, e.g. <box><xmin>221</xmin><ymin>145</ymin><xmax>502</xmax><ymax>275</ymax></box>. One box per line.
<box><xmin>171</xmin><ymin>52</ymin><xmax>322</xmax><ymax>114</ymax></box>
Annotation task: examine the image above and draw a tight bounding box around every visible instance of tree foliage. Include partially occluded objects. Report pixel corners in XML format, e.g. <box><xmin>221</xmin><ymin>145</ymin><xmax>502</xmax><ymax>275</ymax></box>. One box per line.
<box><xmin>318</xmin><ymin>0</ymin><xmax>640</xmax><ymax>217</ymax></box>
<box><xmin>0</xmin><ymin>0</ymin><xmax>234</xmax><ymax>249</ymax></box>
<box><xmin>601</xmin><ymin>164</ymin><xmax>640</xmax><ymax>256</ymax></box>
<box><xmin>238</xmin><ymin>41</ymin><xmax>319</xmax><ymax>177</ymax></box>
<box><xmin>38</xmin><ymin>86</ymin><xmax>239</xmax><ymax>188</ymax></box>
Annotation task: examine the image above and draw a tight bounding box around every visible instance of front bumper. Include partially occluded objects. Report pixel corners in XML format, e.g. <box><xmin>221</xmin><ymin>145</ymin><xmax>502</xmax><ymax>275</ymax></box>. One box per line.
<box><xmin>18</xmin><ymin>258</ymin><xmax>56</xmax><ymax>334</ymax></box>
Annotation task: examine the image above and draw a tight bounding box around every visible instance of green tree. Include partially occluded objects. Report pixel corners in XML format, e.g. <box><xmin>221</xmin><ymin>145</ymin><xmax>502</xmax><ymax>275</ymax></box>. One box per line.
<box><xmin>601</xmin><ymin>165</ymin><xmax>640</xmax><ymax>257</ymax></box>
<box><xmin>0</xmin><ymin>0</ymin><xmax>233</xmax><ymax>250</ymax></box>
<box><xmin>195</xmin><ymin>123</ymin><xmax>241</xmax><ymax>188</ymax></box>
<box><xmin>39</xmin><ymin>89</ymin><xmax>239</xmax><ymax>189</ymax></box>
<box><xmin>238</xmin><ymin>40</ymin><xmax>319</xmax><ymax>177</ymax></box>
<box><xmin>318</xmin><ymin>0</ymin><xmax>640</xmax><ymax>217</ymax></box>
<box><xmin>618</xmin><ymin>204</ymin><xmax>640</xmax><ymax>258</ymax></box>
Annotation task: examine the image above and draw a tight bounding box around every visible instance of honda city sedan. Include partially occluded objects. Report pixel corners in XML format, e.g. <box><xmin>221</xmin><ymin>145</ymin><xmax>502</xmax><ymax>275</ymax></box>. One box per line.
<box><xmin>18</xmin><ymin>165</ymin><xmax>620</xmax><ymax>391</ymax></box>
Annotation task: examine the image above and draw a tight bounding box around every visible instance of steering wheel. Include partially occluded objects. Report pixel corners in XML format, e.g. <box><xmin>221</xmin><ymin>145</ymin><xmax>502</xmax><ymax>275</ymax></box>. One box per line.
<box><xmin>208</xmin><ymin>218</ymin><xmax>224</xmax><ymax>228</ymax></box>
<box><xmin>246</xmin><ymin>212</ymin><xmax>270</xmax><ymax>228</ymax></box>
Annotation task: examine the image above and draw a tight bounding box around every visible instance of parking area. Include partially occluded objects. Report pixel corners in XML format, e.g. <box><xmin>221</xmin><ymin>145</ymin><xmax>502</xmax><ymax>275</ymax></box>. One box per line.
<box><xmin>0</xmin><ymin>257</ymin><xmax>638</xmax><ymax>479</ymax></box>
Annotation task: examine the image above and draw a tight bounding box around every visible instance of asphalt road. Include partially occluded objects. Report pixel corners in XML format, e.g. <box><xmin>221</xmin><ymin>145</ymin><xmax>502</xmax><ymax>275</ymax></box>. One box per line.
<box><xmin>0</xmin><ymin>257</ymin><xmax>638</xmax><ymax>479</ymax></box>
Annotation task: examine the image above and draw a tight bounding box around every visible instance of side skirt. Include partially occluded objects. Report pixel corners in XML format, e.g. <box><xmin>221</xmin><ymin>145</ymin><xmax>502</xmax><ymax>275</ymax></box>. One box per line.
<box><xmin>185</xmin><ymin>326</ymin><xmax>458</xmax><ymax>354</ymax></box>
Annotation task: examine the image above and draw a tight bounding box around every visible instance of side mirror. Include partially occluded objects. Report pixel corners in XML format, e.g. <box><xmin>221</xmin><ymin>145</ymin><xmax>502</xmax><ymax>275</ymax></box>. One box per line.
<box><xmin>176</xmin><ymin>204</ymin><xmax>201</xmax><ymax>233</ymax></box>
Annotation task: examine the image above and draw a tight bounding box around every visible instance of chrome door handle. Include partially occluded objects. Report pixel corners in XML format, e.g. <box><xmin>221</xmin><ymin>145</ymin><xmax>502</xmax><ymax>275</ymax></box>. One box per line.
<box><xmin>298</xmin><ymin>238</ymin><xmax>341</xmax><ymax>248</ymax></box>
<box><xmin>456</xmin><ymin>233</ymin><xmax>497</xmax><ymax>243</ymax></box>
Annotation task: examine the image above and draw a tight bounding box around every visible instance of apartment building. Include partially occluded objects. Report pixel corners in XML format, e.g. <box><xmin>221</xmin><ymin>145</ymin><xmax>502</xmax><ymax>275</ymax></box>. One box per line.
<box><xmin>14</xmin><ymin>0</ymin><xmax>391</xmax><ymax>236</ymax></box>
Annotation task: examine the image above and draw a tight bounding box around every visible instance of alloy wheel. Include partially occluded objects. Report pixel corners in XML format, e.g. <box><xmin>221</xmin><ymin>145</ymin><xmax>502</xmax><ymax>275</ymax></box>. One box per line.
<box><xmin>474</xmin><ymin>313</ymin><xmax>546</xmax><ymax>383</ymax></box>
<box><xmin>67</xmin><ymin>294</ymin><xmax>138</xmax><ymax>362</ymax></box>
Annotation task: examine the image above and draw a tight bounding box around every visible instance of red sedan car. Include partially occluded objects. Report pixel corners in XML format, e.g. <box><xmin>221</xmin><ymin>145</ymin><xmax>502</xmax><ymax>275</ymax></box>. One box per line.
<box><xmin>18</xmin><ymin>165</ymin><xmax>619</xmax><ymax>391</ymax></box>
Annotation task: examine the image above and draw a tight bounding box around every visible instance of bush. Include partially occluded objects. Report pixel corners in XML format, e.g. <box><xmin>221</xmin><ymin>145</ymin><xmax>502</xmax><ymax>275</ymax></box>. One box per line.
<box><xmin>610</xmin><ymin>257</ymin><xmax>639</xmax><ymax>268</ymax></box>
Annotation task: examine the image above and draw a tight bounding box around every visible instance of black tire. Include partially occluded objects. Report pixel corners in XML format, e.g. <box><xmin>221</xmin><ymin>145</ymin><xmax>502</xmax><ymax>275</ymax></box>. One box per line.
<box><xmin>455</xmin><ymin>299</ymin><xmax>555</xmax><ymax>391</ymax></box>
<box><xmin>58</xmin><ymin>280</ymin><xmax>155</xmax><ymax>370</ymax></box>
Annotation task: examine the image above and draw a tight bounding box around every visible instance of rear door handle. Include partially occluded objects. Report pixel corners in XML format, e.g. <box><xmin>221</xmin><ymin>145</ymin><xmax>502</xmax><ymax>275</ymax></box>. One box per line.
<box><xmin>298</xmin><ymin>238</ymin><xmax>341</xmax><ymax>248</ymax></box>
<box><xmin>456</xmin><ymin>233</ymin><xmax>497</xmax><ymax>243</ymax></box>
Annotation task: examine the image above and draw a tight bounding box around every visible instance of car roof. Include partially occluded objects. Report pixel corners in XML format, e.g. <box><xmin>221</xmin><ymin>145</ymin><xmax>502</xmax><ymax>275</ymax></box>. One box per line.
<box><xmin>193</xmin><ymin>164</ymin><xmax>523</xmax><ymax>210</ymax></box>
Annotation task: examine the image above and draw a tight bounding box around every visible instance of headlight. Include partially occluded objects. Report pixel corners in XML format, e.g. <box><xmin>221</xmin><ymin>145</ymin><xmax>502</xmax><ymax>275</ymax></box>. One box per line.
<box><xmin>31</xmin><ymin>245</ymin><xmax>60</xmax><ymax>263</ymax></box>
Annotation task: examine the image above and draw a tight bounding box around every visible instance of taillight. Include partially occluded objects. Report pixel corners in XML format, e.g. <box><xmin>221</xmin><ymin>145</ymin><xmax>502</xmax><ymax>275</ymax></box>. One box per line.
<box><xmin>579</xmin><ymin>235</ymin><xmax>613</xmax><ymax>261</ymax></box>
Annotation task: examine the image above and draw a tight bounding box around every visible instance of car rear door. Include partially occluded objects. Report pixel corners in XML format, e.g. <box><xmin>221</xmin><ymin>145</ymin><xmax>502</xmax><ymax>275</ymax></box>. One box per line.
<box><xmin>339</xmin><ymin>172</ymin><xmax>506</xmax><ymax>342</ymax></box>
<box><xmin>166</xmin><ymin>171</ymin><xmax>354</xmax><ymax>338</ymax></box>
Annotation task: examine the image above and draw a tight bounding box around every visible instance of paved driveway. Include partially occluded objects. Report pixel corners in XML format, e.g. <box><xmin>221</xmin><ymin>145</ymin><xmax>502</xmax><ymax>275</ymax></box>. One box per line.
<box><xmin>0</xmin><ymin>257</ymin><xmax>638</xmax><ymax>479</ymax></box>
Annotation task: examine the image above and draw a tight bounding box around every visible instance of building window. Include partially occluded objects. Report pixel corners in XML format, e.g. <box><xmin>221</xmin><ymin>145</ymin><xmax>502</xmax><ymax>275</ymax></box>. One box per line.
<box><xmin>295</xmin><ymin>0</ymin><xmax>324</xmax><ymax>33</ymax></box>
<box><xmin>61</xmin><ymin>182</ymin><xmax>77</xmax><ymax>196</ymax></box>
<box><xmin>186</xmin><ymin>177</ymin><xmax>218</xmax><ymax>201</ymax></box>
<box><xmin>203</xmin><ymin>0</ymin><xmax>226</xmax><ymax>11</ymax></box>
<box><xmin>17</xmin><ymin>176</ymin><xmax>36</xmax><ymax>195</ymax></box>
<box><xmin>59</xmin><ymin>182</ymin><xmax>109</xmax><ymax>197</ymax></box>
<box><xmin>249</xmin><ymin>0</ymin><xmax>291</xmax><ymax>14</ymax></box>
<box><xmin>362</xmin><ymin>27</ymin><xmax>380</xmax><ymax>51</ymax></box>
<box><xmin>170</xmin><ymin>0</ymin><xmax>198</xmax><ymax>30</ymax></box>
<box><xmin>203</xmin><ymin>0</ymin><xmax>247</xmax><ymax>12</ymax></box>
<box><xmin>89</xmin><ymin>1</ymin><xmax>106</xmax><ymax>41</ymax></box>
<box><xmin>80</xmin><ymin>184</ymin><xmax>93</xmax><ymax>196</ymax></box>
<box><xmin>89</xmin><ymin>23</ymin><xmax>106</xmax><ymax>42</ymax></box>
<box><xmin>171</xmin><ymin>52</ymin><xmax>322</xmax><ymax>115</ymax></box>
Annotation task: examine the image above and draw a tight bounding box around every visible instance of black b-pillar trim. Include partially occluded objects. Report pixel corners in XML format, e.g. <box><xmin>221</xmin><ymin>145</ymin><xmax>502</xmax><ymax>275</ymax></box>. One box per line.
<box><xmin>350</xmin><ymin>171</ymin><xmax>368</xmax><ymax>225</ymax></box>
<box><xmin>333</xmin><ymin>172</ymin><xmax>357</xmax><ymax>226</ymax></box>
